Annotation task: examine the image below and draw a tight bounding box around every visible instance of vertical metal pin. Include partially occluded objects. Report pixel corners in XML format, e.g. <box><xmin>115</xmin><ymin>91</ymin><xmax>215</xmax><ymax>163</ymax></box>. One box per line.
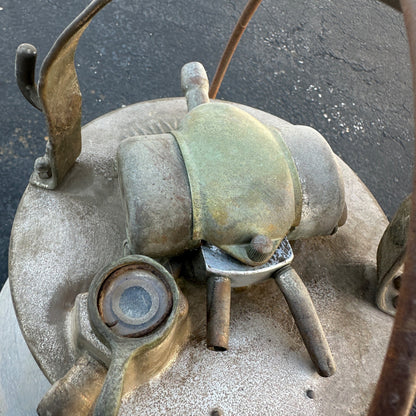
<box><xmin>181</xmin><ymin>62</ymin><xmax>210</xmax><ymax>112</ymax></box>
<box><xmin>273</xmin><ymin>266</ymin><xmax>336</xmax><ymax>377</ymax></box>
<box><xmin>206</xmin><ymin>275</ymin><xmax>231</xmax><ymax>351</ymax></box>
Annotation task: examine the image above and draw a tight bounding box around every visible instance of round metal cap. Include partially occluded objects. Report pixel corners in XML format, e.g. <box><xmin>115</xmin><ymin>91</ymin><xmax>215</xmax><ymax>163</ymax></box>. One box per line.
<box><xmin>98</xmin><ymin>264</ymin><xmax>173</xmax><ymax>338</ymax></box>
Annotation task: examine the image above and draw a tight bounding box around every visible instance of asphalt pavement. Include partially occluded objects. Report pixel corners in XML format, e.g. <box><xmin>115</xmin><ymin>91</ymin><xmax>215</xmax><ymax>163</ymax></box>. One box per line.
<box><xmin>0</xmin><ymin>1</ymin><xmax>413</xmax><ymax>288</ymax></box>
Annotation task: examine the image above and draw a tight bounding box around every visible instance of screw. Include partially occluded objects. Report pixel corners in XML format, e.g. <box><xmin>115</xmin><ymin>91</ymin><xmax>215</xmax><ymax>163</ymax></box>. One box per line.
<box><xmin>246</xmin><ymin>234</ymin><xmax>274</xmax><ymax>263</ymax></box>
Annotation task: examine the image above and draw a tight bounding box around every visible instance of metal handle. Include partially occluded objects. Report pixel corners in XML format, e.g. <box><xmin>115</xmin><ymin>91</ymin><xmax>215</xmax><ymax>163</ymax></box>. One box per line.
<box><xmin>93</xmin><ymin>352</ymin><xmax>131</xmax><ymax>416</ymax></box>
<box><xmin>37</xmin><ymin>354</ymin><xmax>107</xmax><ymax>416</ymax></box>
<box><xmin>15</xmin><ymin>43</ymin><xmax>42</xmax><ymax>111</ymax></box>
<box><xmin>16</xmin><ymin>0</ymin><xmax>112</xmax><ymax>189</ymax></box>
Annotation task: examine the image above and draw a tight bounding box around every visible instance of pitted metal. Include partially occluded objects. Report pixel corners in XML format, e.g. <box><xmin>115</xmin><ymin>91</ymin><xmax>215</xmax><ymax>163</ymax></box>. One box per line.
<box><xmin>184</xmin><ymin>237</ymin><xmax>334</xmax><ymax>375</ymax></box>
<box><xmin>5</xmin><ymin>0</ymin><xmax>407</xmax><ymax>411</ymax></box>
<box><xmin>172</xmin><ymin>102</ymin><xmax>302</xmax><ymax>265</ymax></box>
<box><xmin>117</xmin><ymin>98</ymin><xmax>344</xmax><ymax>267</ymax></box>
<box><xmin>8</xmin><ymin>99</ymin><xmax>393</xmax><ymax>415</ymax></box>
<box><xmin>87</xmin><ymin>256</ymin><xmax>183</xmax><ymax>416</ymax></box>
<box><xmin>39</xmin><ymin>287</ymin><xmax>189</xmax><ymax>416</ymax></box>
<box><xmin>10</xmin><ymin>51</ymin><xmax>349</xmax><ymax>409</ymax></box>
<box><xmin>117</xmin><ymin>133</ymin><xmax>196</xmax><ymax>258</ymax></box>
<box><xmin>9</xmin><ymin>98</ymin><xmax>346</xmax><ymax>379</ymax></box>
<box><xmin>98</xmin><ymin>266</ymin><xmax>173</xmax><ymax>338</ymax></box>
<box><xmin>185</xmin><ymin>237</ymin><xmax>293</xmax><ymax>351</ymax></box>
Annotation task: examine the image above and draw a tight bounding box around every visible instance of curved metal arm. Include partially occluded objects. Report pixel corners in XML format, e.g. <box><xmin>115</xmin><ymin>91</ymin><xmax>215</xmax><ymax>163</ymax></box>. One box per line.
<box><xmin>15</xmin><ymin>44</ymin><xmax>42</xmax><ymax>111</ymax></box>
<box><xmin>273</xmin><ymin>266</ymin><xmax>335</xmax><ymax>377</ymax></box>
<box><xmin>16</xmin><ymin>0</ymin><xmax>112</xmax><ymax>189</ymax></box>
<box><xmin>209</xmin><ymin>0</ymin><xmax>263</xmax><ymax>99</ymax></box>
<box><xmin>93</xmin><ymin>351</ymin><xmax>130</xmax><ymax>416</ymax></box>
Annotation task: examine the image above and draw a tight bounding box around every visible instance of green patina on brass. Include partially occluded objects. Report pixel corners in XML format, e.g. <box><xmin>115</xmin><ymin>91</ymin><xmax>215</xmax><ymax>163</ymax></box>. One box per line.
<box><xmin>172</xmin><ymin>102</ymin><xmax>302</xmax><ymax>265</ymax></box>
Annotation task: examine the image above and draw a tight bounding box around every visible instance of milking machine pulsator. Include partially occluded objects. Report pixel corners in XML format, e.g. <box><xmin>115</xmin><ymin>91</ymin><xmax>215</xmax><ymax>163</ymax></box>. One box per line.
<box><xmin>5</xmin><ymin>0</ymin><xmax>416</xmax><ymax>415</ymax></box>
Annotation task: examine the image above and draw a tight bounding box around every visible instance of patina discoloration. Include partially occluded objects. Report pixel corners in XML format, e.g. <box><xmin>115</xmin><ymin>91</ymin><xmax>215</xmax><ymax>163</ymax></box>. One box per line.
<box><xmin>7</xmin><ymin>99</ymin><xmax>391</xmax><ymax>416</ymax></box>
<box><xmin>173</xmin><ymin>102</ymin><xmax>302</xmax><ymax>265</ymax></box>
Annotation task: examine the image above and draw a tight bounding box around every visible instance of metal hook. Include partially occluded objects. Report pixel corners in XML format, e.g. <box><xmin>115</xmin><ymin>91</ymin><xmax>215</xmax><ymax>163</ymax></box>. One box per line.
<box><xmin>15</xmin><ymin>43</ymin><xmax>42</xmax><ymax>111</ymax></box>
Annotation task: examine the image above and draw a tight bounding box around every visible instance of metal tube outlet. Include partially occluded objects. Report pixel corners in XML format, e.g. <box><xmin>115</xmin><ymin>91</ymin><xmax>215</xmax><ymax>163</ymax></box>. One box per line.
<box><xmin>206</xmin><ymin>275</ymin><xmax>231</xmax><ymax>351</ymax></box>
<box><xmin>273</xmin><ymin>266</ymin><xmax>336</xmax><ymax>377</ymax></box>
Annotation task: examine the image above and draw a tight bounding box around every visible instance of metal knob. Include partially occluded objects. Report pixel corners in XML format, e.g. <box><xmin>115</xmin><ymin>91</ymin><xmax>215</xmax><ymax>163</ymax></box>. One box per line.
<box><xmin>246</xmin><ymin>234</ymin><xmax>274</xmax><ymax>263</ymax></box>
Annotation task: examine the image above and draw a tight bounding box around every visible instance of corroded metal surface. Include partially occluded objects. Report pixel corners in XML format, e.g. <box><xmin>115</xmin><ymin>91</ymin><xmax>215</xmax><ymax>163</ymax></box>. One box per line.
<box><xmin>117</xmin><ymin>94</ymin><xmax>344</xmax><ymax>267</ymax></box>
<box><xmin>117</xmin><ymin>133</ymin><xmax>195</xmax><ymax>257</ymax></box>
<box><xmin>172</xmin><ymin>102</ymin><xmax>302</xmax><ymax>265</ymax></box>
<box><xmin>186</xmin><ymin>236</ymin><xmax>332</xmax><ymax>372</ymax></box>
<box><xmin>181</xmin><ymin>62</ymin><xmax>210</xmax><ymax>110</ymax></box>
<box><xmin>185</xmin><ymin>237</ymin><xmax>293</xmax><ymax>288</ymax></box>
<box><xmin>368</xmin><ymin>0</ymin><xmax>416</xmax><ymax>414</ymax></box>
<box><xmin>88</xmin><ymin>256</ymin><xmax>186</xmax><ymax>416</ymax></box>
<box><xmin>38</xmin><ymin>256</ymin><xmax>189</xmax><ymax>416</ymax></box>
<box><xmin>37</xmin><ymin>354</ymin><xmax>107</xmax><ymax>416</ymax></box>
<box><xmin>206</xmin><ymin>275</ymin><xmax>231</xmax><ymax>351</ymax></box>
<box><xmin>16</xmin><ymin>0</ymin><xmax>112</xmax><ymax>189</ymax></box>
<box><xmin>9</xmin><ymin>99</ymin><xmax>392</xmax><ymax>415</ymax></box>
<box><xmin>376</xmin><ymin>194</ymin><xmax>410</xmax><ymax>316</ymax></box>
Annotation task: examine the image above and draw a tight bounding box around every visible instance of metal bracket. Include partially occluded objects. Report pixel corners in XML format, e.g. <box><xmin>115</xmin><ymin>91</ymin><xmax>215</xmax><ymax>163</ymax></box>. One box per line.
<box><xmin>376</xmin><ymin>194</ymin><xmax>410</xmax><ymax>316</ymax></box>
<box><xmin>15</xmin><ymin>0</ymin><xmax>112</xmax><ymax>189</ymax></box>
<box><xmin>190</xmin><ymin>237</ymin><xmax>294</xmax><ymax>287</ymax></box>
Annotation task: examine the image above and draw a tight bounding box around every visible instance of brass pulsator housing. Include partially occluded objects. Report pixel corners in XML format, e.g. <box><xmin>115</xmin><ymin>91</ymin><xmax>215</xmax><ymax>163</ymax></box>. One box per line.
<box><xmin>118</xmin><ymin>98</ymin><xmax>346</xmax><ymax>266</ymax></box>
